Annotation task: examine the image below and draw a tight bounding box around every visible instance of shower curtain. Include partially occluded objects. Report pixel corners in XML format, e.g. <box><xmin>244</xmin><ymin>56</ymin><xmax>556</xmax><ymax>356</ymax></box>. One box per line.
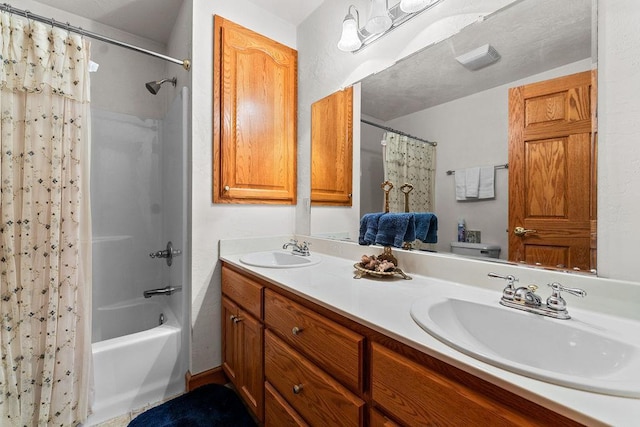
<box><xmin>0</xmin><ymin>13</ymin><xmax>92</xmax><ymax>426</ymax></box>
<box><xmin>382</xmin><ymin>132</ymin><xmax>436</xmax><ymax>213</ymax></box>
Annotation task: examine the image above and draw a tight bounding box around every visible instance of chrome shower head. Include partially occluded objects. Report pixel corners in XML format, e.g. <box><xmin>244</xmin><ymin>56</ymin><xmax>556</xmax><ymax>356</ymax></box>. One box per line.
<box><xmin>145</xmin><ymin>77</ymin><xmax>177</xmax><ymax>95</ymax></box>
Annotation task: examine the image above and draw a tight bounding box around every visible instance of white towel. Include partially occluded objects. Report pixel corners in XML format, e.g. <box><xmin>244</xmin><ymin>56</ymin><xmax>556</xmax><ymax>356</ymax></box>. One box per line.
<box><xmin>464</xmin><ymin>167</ymin><xmax>480</xmax><ymax>198</ymax></box>
<box><xmin>478</xmin><ymin>166</ymin><xmax>495</xmax><ymax>199</ymax></box>
<box><xmin>455</xmin><ymin>169</ymin><xmax>466</xmax><ymax>201</ymax></box>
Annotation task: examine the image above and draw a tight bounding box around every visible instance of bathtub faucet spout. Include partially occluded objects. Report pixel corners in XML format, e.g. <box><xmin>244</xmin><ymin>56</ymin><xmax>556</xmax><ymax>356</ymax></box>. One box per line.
<box><xmin>143</xmin><ymin>286</ymin><xmax>182</xmax><ymax>298</ymax></box>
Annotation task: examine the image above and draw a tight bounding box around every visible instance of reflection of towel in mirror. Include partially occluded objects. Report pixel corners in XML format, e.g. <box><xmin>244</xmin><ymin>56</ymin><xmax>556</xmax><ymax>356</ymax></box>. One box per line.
<box><xmin>465</xmin><ymin>167</ymin><xmax>480</xmax><ymax>198</ymax></box>
<box><xmin>375</xmin><ymin>213</ymin><xmax>416</xmax><ymax>248</ymax></box>
<box><xmin>359</xmin><ymin>212</ymin><xmax>386</xmax><ymax>245</ymax></box>
<box><xmin>478</xmin><ymin>166</ymin><xmax>495</xmax><ymax>199</ymax></box>
<box><xmin>414</xmin><ymin>213</ymin><xmax>438</xmax><ymax>243</ymax></box>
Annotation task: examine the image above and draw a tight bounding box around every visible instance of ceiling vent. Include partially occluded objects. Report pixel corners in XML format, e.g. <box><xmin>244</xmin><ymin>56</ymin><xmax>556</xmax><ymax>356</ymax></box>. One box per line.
<box><xmin>455</xmin><ymin>44</ymin><xmax>501</xmax><ymax>71</ymax></box>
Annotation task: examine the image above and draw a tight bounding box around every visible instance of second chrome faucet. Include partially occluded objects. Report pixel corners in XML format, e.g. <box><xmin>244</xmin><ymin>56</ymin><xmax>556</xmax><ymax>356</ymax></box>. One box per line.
<box><xmin>488</xmin><ymin>272</ymin><xmax>586</xmax><ymax>320</ymax></box>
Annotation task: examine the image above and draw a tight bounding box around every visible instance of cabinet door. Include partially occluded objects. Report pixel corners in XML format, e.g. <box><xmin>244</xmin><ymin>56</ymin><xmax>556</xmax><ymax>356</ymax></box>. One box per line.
<box><xmin>213</xmin><ymin>16</ymin><xmax>297</xmax><ymax>204</ymax></box>
<box><xmin>238</xmin><ymin>308</ymin><xmax>264</xmax><ymax>420</ymax></box>
<box><xmin>311</xmin><ymin>87</ymin><xmax>353</xmax><ymax>206</ymax></box>
<box><xmin>221</xmin><ymin>296</ymin><xmax>240</xmax><ymax>384</ymax></box>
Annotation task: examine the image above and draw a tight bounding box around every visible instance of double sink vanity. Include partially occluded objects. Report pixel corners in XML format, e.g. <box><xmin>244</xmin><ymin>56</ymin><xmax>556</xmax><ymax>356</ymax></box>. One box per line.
<box><xmin>219</xmin><ymin>235</ymin><xmax>640</xmax><ymax>426</ymax></box>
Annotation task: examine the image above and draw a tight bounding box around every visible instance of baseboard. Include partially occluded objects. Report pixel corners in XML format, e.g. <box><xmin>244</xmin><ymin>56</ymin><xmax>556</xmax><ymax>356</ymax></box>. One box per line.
<box><xmin>185</xmin><ymin>367</ymin><xmax>228</xmax><ymax>391</ymax></box>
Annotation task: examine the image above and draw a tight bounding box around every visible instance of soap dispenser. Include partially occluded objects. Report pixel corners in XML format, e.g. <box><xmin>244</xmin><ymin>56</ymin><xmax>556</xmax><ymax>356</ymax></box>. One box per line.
<box><xmin>457</xmin><ymin>218</ymin><xmax>466</xmax><ymax>242</ymax></box>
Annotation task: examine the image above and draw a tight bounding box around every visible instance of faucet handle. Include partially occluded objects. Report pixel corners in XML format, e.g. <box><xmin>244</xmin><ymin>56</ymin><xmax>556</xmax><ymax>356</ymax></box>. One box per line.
<box><xmin>488</xmin><ymin>272</ymin><xmax>519</xmax><ymax>301</ymax></box>
<box><xmin>546</xmin><ymin>282</ymin><xmax>586</xmax><ymax>312</ymax></box>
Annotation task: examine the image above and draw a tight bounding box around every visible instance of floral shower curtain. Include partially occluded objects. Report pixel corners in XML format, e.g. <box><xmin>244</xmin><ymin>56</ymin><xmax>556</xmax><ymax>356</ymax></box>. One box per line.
<box><xmin>0</xmin><ymin>12</ymin><xmax>92</xmax><ymax>426</ymax></box>
<box><xmin>382</xmin><ymin>132</ymin><xmax>436</xmax><ymax>213</ymax></box>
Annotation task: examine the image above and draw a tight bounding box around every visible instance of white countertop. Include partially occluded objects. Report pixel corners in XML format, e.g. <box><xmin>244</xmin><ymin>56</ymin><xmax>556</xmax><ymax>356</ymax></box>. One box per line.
<box><xmin>220</xmin><ymin>235</ymin><xmax>640</xmax><ymax>426</ymax></box>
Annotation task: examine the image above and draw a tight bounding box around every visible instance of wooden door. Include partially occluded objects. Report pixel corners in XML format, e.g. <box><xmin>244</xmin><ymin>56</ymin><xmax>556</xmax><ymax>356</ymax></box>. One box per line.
<box><xmin>311</xmin><ymin>87</ymin><xmax>353</xmax><ymax>206</ymax></box>
<box><xmin>213</xmin><ymin>16</ymin><xmax>297</xmax><ymax>204</ymax></box>
<box><xmin>508</xmin><ymin>70</ymin><xmax>596</xmax><ymax>272</ymax></box>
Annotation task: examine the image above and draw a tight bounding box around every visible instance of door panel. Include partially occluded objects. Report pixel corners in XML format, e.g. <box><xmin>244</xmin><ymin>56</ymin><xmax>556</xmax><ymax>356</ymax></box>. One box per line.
<box><xmin>508</xmin><ymin>70</ymin><xmax>596</xmax><ymax>271</ymax></box>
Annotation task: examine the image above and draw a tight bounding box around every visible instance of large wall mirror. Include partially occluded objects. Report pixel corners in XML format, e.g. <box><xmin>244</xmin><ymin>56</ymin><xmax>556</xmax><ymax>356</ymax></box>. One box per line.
<box><xmin>310</xmin><ymin>0</ymin><xmax>596</xmax><ymax>272</ymax></box>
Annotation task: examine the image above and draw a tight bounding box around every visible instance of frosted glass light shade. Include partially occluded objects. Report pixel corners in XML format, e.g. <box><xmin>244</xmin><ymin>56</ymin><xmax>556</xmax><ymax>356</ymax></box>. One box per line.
<box><xmin>365</xmin><ymin>0</ymin><xmax>392</xmax><ymax>34</ymax></box>
<box><xmin>338</xmin><ymin>15</ymin><xmax>362</xmax><ymax>52</ymax></box>
<box><xmin>400</xmin><ymin>0</ymin><xmax>435</xmax><ymax>13</ymax></box>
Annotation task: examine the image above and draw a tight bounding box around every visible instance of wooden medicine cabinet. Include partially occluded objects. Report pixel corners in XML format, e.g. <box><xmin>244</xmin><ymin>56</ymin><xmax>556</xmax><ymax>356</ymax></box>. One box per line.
<box><xmin>213</xmin><ymin>16</ymin><xmax>297</xmax><ymax>204</ymax></box>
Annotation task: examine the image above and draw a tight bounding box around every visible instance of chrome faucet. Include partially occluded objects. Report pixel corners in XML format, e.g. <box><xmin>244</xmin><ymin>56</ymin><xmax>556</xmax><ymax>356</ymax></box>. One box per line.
<box><xmin>488</xmin><ymin>273</ymin><xmax>586</xmax><ymax>320</ymax></box>
<box><xmin>143</xmin><ymin>285</ymin><xmax>182</xmax><ymax>298</ymax></box>
<box><xmin>282</xmin><ymin>239</ymin><xmax>311</xmax><ymax>256</ymax></box>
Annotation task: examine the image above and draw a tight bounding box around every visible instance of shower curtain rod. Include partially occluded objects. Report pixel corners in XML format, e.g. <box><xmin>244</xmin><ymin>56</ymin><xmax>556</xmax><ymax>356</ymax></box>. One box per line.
<box><xmin>0</xmin><ymin>3</ymin><xmax>191</xmax><ymax>70</ymax></box>
<box><xmin>361</xmin><ymin>119</ymin><xmax>437</xmax><ymax>146</ymax></box>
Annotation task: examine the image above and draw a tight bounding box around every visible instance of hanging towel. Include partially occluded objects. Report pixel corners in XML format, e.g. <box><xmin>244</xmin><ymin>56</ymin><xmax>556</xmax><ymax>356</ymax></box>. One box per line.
<box><xmin>478</xmin><ymin>165</ymin><xmax>495</xmax><ymax>199</ymax></box>
<box><xmin>375</xmin><ymin>213</ymin><xmax>416</xmax><ymax>248</ymax></box>
<box><xmin>464</xmin><ymin>167</ymin><xmax>480</xmax><ymax>198</ymax></box>
<box><xmin>414</xmin><ymin>213</ymin><xmax>438</xmax><ymax>244</ymax></box>
<box><xmin>359</xmin><ymin>212</ymin><xmax>386</xmax><ymax>245</ymax></box>
<box><xmin>455</xmin><ymin>169</ymin><xmax>467</xmax><ymax>201</ymax></box>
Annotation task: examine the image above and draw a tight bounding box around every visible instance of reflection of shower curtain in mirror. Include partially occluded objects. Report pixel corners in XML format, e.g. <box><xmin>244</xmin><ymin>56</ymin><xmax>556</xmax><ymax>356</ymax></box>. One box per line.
<box><xmin>382</xmin><ymin>132</ymin><xmax>435</xmax><ymax>213</ymax></box>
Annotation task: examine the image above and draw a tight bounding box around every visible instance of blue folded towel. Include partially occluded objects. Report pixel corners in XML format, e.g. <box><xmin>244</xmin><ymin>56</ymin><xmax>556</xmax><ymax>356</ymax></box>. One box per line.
<box><xmin>359</xmin><ymin>212</ymin><xmax>386</xmax><ymax>245</ymax></box>
<box><xmin>375</xmin><ymin>213</ymin><xmax>416</xmax><ymax>248</ymax></box>
<box><xmin>414</xmin><ymin>213</ymin><xmax>438</xmax><ymax>244</ymax></box>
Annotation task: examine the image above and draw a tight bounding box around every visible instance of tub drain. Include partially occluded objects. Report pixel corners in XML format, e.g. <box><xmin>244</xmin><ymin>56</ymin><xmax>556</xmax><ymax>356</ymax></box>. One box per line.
<box><xmin>159</xmin><ymin>313</ymin><xmax>165</xmax><ymax>325</ymax></box>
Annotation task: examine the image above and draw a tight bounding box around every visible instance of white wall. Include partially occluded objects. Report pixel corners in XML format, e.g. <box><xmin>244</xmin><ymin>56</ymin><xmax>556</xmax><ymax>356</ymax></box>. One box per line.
<box><xmin>189</xmin><ymin>0</ymin><xmax>297</xmax><ymax>374</ymax></box>
<box><xmin>597</xmin><ymin>0</ymin><xmax>640</xmax><ymax>281</ymax></box>
<box><xmin>301</xmin><ymin>0</ymin><xmax>640</xmax><ymax>281</ymax></box>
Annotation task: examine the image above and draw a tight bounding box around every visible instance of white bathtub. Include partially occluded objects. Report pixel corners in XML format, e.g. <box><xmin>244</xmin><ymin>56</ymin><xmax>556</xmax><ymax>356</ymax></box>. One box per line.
<box><xmin>87</xmin><ymin>299</ymin><xmax>185</xmax><ymax>426</ymax></box>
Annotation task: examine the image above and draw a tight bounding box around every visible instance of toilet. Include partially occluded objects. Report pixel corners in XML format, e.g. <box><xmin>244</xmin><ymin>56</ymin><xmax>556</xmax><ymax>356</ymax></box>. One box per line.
<box><xmin>450</xmin><ymin>242</ymin><xmax>501</xmax><ymax>259</ymax></box>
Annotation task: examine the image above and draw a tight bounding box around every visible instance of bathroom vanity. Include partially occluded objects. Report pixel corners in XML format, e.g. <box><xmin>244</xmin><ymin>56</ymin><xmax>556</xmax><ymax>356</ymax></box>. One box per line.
<box><xmin>220</xmin><ymin>236</ymin><xmax>640</xmax><ymax>426</ymax></box>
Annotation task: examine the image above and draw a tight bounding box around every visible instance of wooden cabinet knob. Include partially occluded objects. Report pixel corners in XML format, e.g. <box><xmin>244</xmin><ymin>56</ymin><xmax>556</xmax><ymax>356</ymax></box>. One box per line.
<box><xmin>292</xmin><ymin>326</ymin><xmax>302</xmax><ymax>335</ymax></box>
<box><xmin>292</xmin><ymin>384</ymin><xmax>303</xmax><ymax>394</ymax></box>
<box><xmin>224</xmin><ymin>185</ymin><xmax>230</xmax><ymax>192</ymax></box>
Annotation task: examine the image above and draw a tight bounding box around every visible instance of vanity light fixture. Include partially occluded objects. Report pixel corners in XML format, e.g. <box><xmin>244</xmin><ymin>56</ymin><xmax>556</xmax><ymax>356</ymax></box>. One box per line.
<box><xmin>400</xmin><ymin>0</ymin><xmax>438</xmax><ymax>14</ymax></box>
<box><xmin>337</xmin><ymin>0</ymin><xmax>444</xmax><ymax>53</ymax></box>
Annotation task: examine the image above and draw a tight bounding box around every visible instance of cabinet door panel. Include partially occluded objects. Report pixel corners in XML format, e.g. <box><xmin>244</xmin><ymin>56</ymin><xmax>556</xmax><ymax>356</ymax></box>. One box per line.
<box><xmin>311</xmin><ymin>87</ymin><xmax>353</xmax><ymax>206</ymax></box>
<box><xmin>213</xmin><ymin>16</ymin><xmax>297</xmax><ymax>204</ymax></box>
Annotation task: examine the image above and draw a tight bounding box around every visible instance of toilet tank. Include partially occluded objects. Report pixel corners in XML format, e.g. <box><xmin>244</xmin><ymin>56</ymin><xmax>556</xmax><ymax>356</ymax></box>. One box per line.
<box><xmin>450</xmin><ymin>242</ymin><xmax>501</xmax><ymax>258</ymax></box>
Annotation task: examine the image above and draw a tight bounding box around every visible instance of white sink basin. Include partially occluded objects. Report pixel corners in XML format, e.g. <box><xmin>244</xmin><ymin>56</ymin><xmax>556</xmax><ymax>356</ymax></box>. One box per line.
<box><xmin>239</xmin><ymin>251</ymin><xmax>321</xmax><ymax>268</ymax></box>
<box><xmin>410</xmin><ymin>284</ymin><xmax>640</xmax><ymax>397</ymax></box>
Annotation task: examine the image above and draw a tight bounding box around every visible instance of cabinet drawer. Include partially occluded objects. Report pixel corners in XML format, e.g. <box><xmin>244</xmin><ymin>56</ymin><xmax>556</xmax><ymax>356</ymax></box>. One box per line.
<box><xmin>265</xmin><ymin>381</ymin><xmax>309</xmax><ymax>427</ymax></box>
<box><xmin>222</xmin><ymin>265</ymin><xmax>263</xmax><ymax>319</ymax></box>
<box><xmin>372</xmin><ymin>343</ymin><xmax>541</xmax><ymax>427</ymax></box>
<box><xmin>370</xmin><ymin>409</ymin><xmax>400</xmax><ymax>427</ymax></box>
<box><xmin>265</xmin><ymin>289</ymin><xmax>363</xmax><ymax>391</ymax></box>
<box><xmin>265</xmin><ymin>330</ymin><xmax>364</xmax><ymax>427</ymax></box>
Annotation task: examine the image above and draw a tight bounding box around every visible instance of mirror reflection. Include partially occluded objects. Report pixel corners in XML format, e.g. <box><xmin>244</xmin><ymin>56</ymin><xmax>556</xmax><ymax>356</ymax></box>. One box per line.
<box><xmin>312</xmin><ymin>0</ymin><xmax>595</xmax><ymax>270</ymax></box>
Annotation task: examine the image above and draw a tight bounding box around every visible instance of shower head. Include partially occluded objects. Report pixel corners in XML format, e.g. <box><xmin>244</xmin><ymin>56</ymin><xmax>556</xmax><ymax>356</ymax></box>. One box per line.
<box><xmin>145</xmin><ymin>77</ymin><xmax>177</xmax><ymax>95</ymax></box>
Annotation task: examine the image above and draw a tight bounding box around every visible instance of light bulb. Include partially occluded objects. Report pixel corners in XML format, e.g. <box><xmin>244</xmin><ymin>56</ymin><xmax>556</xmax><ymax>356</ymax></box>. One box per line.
<box><xmin>365</xmin><ymin>0</ymin><xmax>392</xmax><ymax>34</ymax></box>
<box><xmin>338</xmin><ymin>14</ymin><xmax>362</xmax><ymax>52</ymax></box>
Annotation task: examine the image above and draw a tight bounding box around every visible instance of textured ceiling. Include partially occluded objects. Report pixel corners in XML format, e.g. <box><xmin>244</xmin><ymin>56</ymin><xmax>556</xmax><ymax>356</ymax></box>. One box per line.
<box><xmin>30</xmin><ymin>0</ymin><xmax>324</xmax><ymax>44</ymax></box>
<box><xmin>361</xmin><ymin>0</ymin><xmax>593</xmax><ymax>121</ymax></box>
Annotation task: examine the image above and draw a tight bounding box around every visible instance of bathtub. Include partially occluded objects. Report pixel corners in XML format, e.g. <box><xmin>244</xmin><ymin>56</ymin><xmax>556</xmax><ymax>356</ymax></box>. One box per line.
<box><xmin>87</xmin><ymin>298</ymin><xmax>185</xmax><ymax>425</ymax></box>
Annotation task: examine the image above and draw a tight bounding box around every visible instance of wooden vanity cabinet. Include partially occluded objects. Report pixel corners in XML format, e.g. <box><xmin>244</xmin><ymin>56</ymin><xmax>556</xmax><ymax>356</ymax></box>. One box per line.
<box><xmin>221</xmin><ymin>266</ymin><xmax>265</xmax><ymax>422</ymax></box>
<box><xmin>213</xmin><ymin>16</ymin><xmax>297</xmax><ymax>205</ymax></box>
<box><xmin>221</xmin><ymin>265</ymin><xmax>585</xmax><ymax>427</ymax></box>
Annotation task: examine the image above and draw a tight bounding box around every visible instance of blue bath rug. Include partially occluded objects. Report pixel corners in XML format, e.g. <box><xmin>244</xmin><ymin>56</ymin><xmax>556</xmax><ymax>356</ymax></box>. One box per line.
<box><xmin>128</xmin><ymin>384</ymin><xmax>256</xmax><ymax>427</ymax></box>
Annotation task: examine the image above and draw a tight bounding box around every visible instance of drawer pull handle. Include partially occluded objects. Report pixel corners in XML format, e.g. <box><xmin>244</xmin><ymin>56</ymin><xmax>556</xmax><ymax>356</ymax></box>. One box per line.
<box><xmin>292</xmin><ymin>384</ymin><xmax>303</xmax><ymax>394</ymax></box>
<box><xmin>292</xmin><ymin>326</ymin><xmax>303</xmax><ymax>335</ymax></box>
<box><xmin>230</xmin><ymin>315</ymin><xmax>242</xmax><ymax>324</ymax></box>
